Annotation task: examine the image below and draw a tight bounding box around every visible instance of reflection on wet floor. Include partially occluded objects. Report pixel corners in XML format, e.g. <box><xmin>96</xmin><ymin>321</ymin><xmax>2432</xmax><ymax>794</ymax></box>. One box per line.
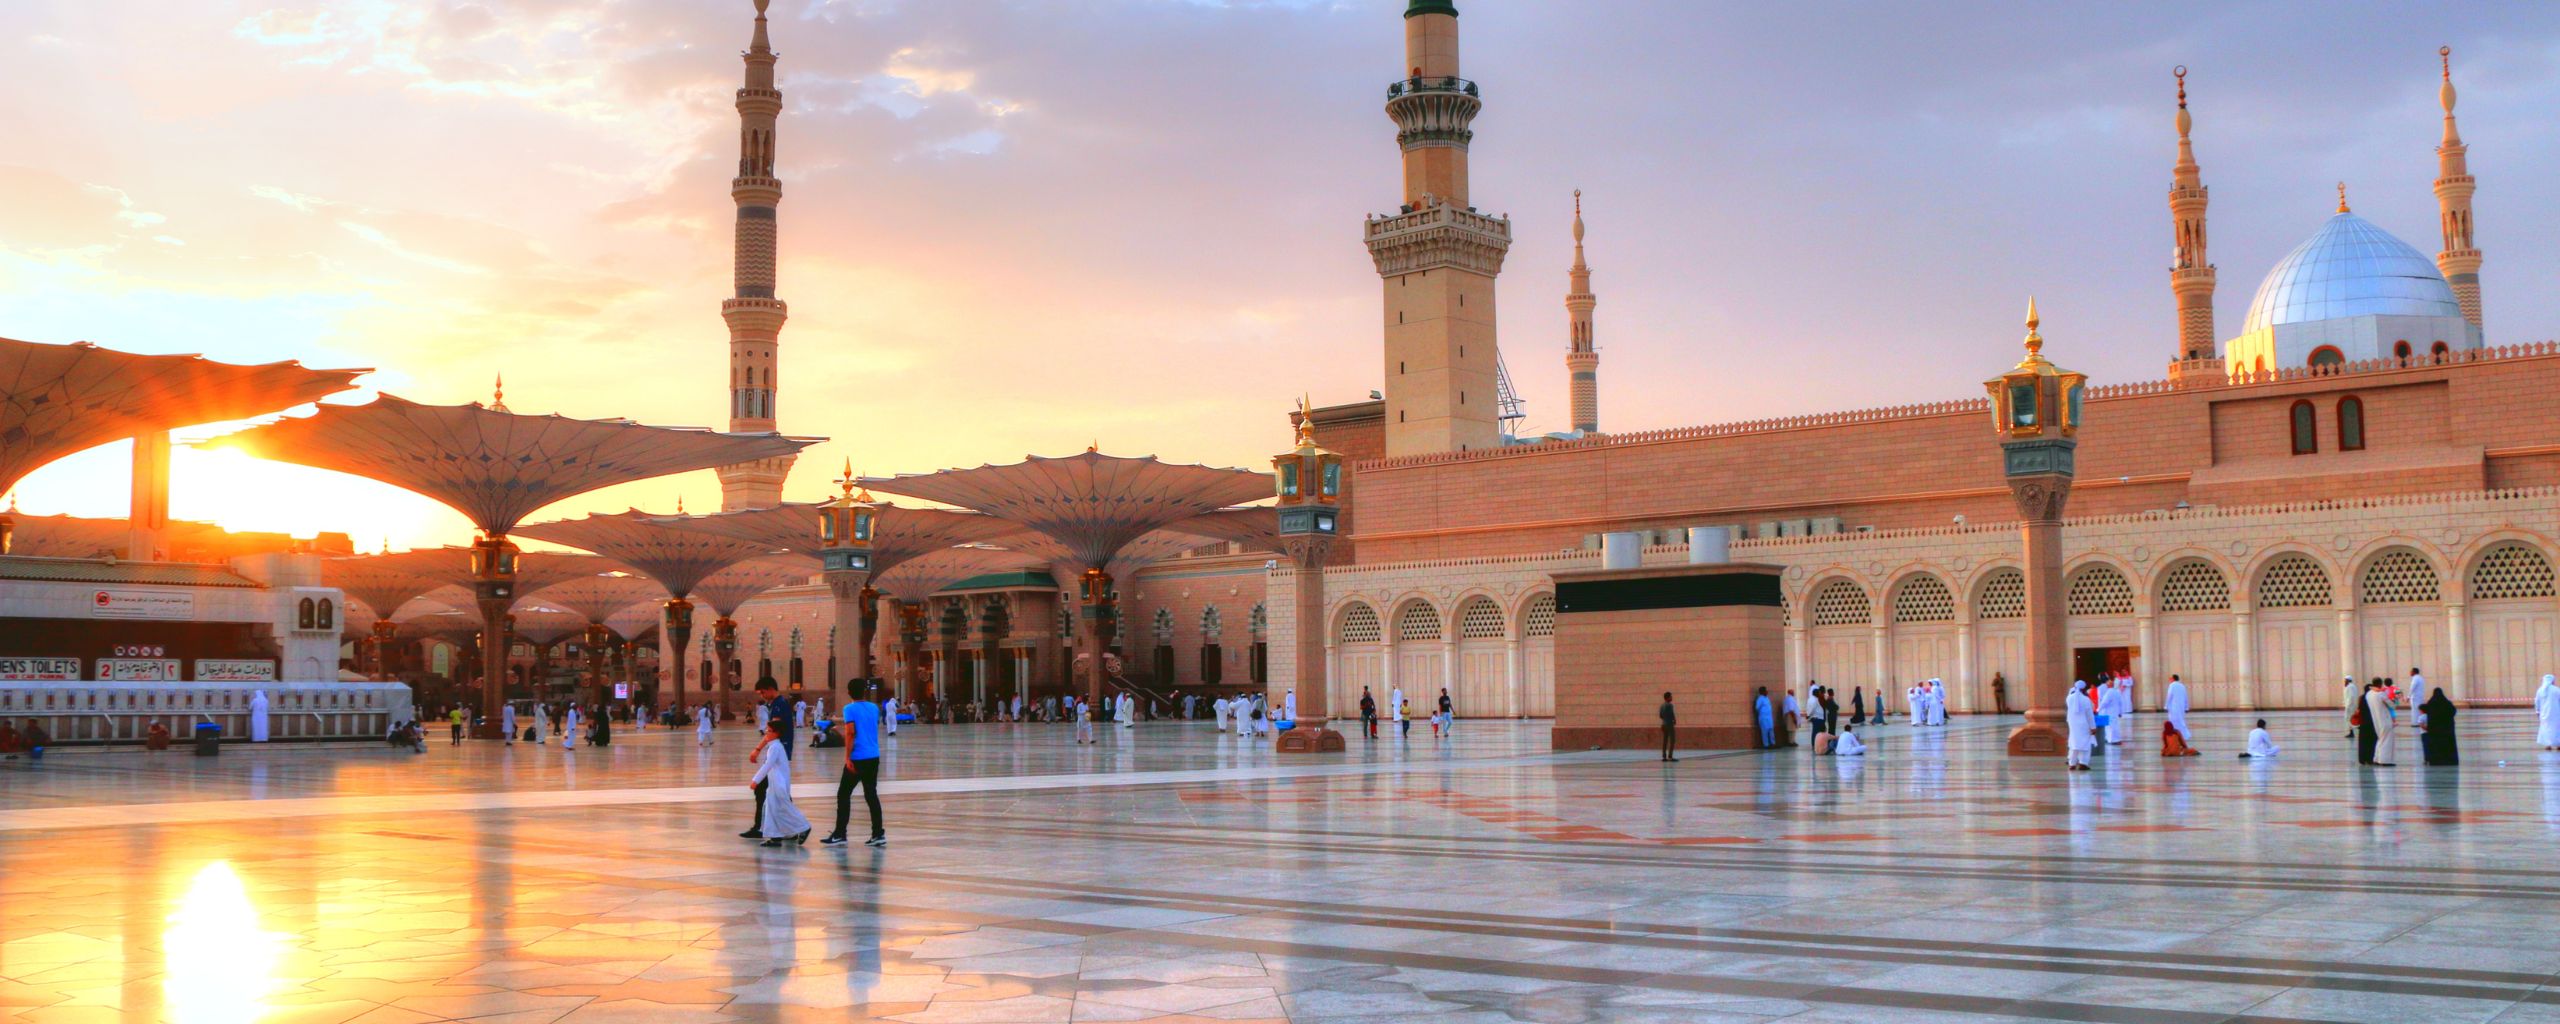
<box><xmin>4</xmin><ymin>710</ymin><xmax>2559</xmax><ymax>1023</ymax></box>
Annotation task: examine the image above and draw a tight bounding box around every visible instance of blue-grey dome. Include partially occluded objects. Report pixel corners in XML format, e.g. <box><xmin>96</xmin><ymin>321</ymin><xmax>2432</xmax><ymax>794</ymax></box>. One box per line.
<box><xmin>2241</xmin><ymin>212</ymin><xmax>2460</xmax><ymax>333</ymax></box>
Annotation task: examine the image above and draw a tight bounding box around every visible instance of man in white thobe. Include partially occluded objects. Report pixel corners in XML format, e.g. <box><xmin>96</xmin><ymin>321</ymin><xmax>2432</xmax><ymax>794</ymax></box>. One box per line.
<box><xmin>560</xmin><ymin>705</ymin><xmax>580</xmax><ymax>749</ymax></box>
<box><xmin>2243</xmin><ymin>721</ymin><xmax>2281</xmax><ymax>758</ymax></box>
<box><xmin>500</xmin><ymin>703</ymin><xmax>517</xmax><ymax>745</ymax></box>
<box><xmin>794</xmin><ymin>699</ymin><xmax>809</xmax><ymax>729</ymax></box>
<box><xmin>2537</xmin><ymin>675</ymin><xmax>2560</xmax><ymax>751</ymax></box>
<box><xmin>2365</xmin><ymin>684</ymin><xmax>2400</xmax><ymax>765</ymax></box>
<box><xmin>534</xmin><ymin>704</ymin><xmax>550</xmax><ymax>741</ymax></box>
<box><xmin>1389</xmin><ymin>687</ymin><xmax>1405</xmax><ymax>730</ymax></box>
<box><xmin>1931</xmin><ymin>681</ymin><xmax>1949</xmax><ymax>725</ymax></box>
<box><xmin>1212</xmin><ymin>697</ymin><xmax>1230</xmax><ymax>733</ymax></box>
<box><xmin>2164</xmin><ymin>674</ymin><xmax>2193</xmax><ymax>744</ymax></box>
<box><xmin>248</xmin><ymin>690</ymin><xmax>271</xmax><ymax>743</ymax></box>
<box><xmin>1834</xmin><ymin>727</ymin><xmax>1867</xmax><ymax>756</ymax></box>
<box><xmin>883</xmin><ymin>695</ymin><xmax>900</xmax><ymax>735</ymax></box>
<box><xmin>2406</xmin><ymin>669</ymin><xmax>2429</xmax><ymax>730</ymax></box>
<box><xmin>2065</xmin><ymin>682</ymin><xmax>2095</xmax><ymax>770</ymax></box>
<box><xmin>1119</xmin><ymin>692</ymin><xmax>1136</xmax><ymax>729</ymax></box>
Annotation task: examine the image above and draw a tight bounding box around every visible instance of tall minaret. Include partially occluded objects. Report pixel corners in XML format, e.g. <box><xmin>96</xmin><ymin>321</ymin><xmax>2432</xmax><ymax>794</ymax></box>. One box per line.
<box><xmin>2165</xmin><ymin>66</ymin><xmax>2221</xmax><ymax>386</ymax></box>
<box><xmin>2433</xmin><ymin>46</ymin><xmax>2484</xmax><ymax>332</ymax></box>
<box><xmin>1563</xmin><ymin>190</ymin><xmax>1599</xmax><ymax>434</ymax></box>
<box><xmin>1368</xmin><ymin>0</ymin><xmax>1510</xmax><ymax>457</ymax></box>
<box><xmin>716</xmin><ymin>0</ymin><xmax>794</xmax><ymax>511</ymax></box>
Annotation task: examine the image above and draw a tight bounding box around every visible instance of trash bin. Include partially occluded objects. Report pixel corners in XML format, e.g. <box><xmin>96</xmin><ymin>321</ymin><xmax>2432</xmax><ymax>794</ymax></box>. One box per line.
<box><xmin>193</xmin><ymin>722</ymin><xmax>222</xmax><ymax>757</ymax></box>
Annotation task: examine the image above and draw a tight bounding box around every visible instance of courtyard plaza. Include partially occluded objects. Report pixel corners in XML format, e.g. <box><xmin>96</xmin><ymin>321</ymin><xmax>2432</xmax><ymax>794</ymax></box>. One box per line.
<box><xmin>3</xmin><ymin>713</ymin><xmax>2560</xmax><ymax>1024</ymax></box>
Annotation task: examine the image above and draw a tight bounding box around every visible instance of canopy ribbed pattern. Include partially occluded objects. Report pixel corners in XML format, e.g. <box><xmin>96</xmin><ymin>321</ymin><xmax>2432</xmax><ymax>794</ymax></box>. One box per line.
<box><xmin>526</xmin><ymin>573</ymin><xmax>666</xmax><ymax>623</ymax></box>
<box><xmin>0</xmin><ymin>336</ymin><xmax>365</xmax><ymax>496</ymax></box>
<box><xmin>504</xmin><ymin>607</ymin><xmax>590</xmax><ymax>646</ymax></box>
<box><xmin>874</xmin><ymin>546</ymin><xmax>1044</xmax><ymax>604</ymax></box>
<box><xmin>654</xmin><ymin>501</ymin><xmax>1015</xmax><ymax>577</ymax></box>
<box><xmin>690</xmin><ymin>557</ymin><xmax>814</xmax><ymax>617</ymax></box>
<box><xmin>205</xmin><ymin>394</ymin><xmax>816</xmax><ymax>535</ymax></box>
<box><xmin>364</xmin><ymin>545</ymin><xmax>624</xmax><ymax>599</ymax></box>
<box><xmin>321</xmin><ymin>557</ymin><xmax>445</xmax><ymax>620</ymax></box>
<box><xmin>514</xmin><ymin>511</ymin><xmax>780</xmax><ymax>599</ymax></box>
<box><xmin>860</xmin><ymin>451</ymin><xmax>1270</xmax><ymax>572</ymax></box>
<box><xmin>1164</xmin><ymin>507</ymin><xmax>1281</xmax><ymax>551</ymax></box>
<box><xmin>606</xmin><ymin>602</ymin><xmax>666</xmax><ymax>642</ymax></box>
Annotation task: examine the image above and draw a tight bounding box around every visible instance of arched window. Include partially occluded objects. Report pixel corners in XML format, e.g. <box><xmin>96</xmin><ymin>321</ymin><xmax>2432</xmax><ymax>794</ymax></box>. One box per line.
<box><xmin>2065</xmin><ymin>564</ymin><xmax>2134</xmax><ymax>617</ymax></box>
<box><xmin>1338</xmin><ymin>604</ymin><xmax>1382</xmax><ymax>644</ymax></box>
<box><xmin>1974</xmin><ymin>568</ymin><xmax>2026</xmax><ymax>620</ymax></box>
<box><xmin>2393</xmin><ymin>340</ymin><xmax>2412</xmax><ymax>361</ymax></box>
<box><xmin>1889</xmin><ymin>574</ymin><xmax>1955</xmax><ymax>624</ymax></box>
<box><xmin>1523</xmin><ymin>593</ymin><xmax>1557</xmax><ymax>638</ymax></box>
<box><xmin>2337</xmin><ymin>396</ymin><xmax>2365</xmax><ymax>451</ymax></box>
<box><xmin>297</xmin><ymin>597</ymin><xmax>316</xmax><ymax>629</ymax></box>
<box><xmin>317</xmin><ymin>599</ymin><xmax>335</xmax><ymax>630</ymax></box>
<box><xmin>1808</xmin><ymin>580</ymin><xmax>1872</xmax><ymax>627</ymax></box>
<box><xmin>2289</xmin><ymin>400</ymin><xmax>2317</xmax><ymax>455</ymax></box>
<box><xmin>2308</xmin><ymin>346</ymin><xmax>2345</xmax><ymax>371</ymax></box>
<box><xmin>2431</xmin><ymin>341</ymin><xmax>2450</xmax><ymax>361</ymax></box>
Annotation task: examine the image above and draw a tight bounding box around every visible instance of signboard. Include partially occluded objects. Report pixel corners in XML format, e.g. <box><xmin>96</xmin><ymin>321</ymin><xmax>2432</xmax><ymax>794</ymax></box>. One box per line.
<box><xmin>92</xmin><ymin>589</ymin><xmax>195</xmax><ymax>620</ymax></box>
<box><xmin>0</xmin><ymin>657</ymin><xmax>81</xmax><ymax>681</ymax></box>
<box><xmin>98</xmin><ymin>658</ymin><xmax>182</xmax><ymax>681</ymax></box>
<box><xmin>613</xmin><ymin>683</ymin><xmax>631</xmax><ymax>700</ymax></box>
<box><xmin>196</xmin><ymin>659</ymin><xmax>278</xmax><ymax>682</ymax></box>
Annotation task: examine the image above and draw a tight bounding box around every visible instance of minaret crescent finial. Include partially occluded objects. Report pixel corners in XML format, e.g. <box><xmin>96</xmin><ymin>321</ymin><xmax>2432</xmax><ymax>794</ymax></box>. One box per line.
<box><xmin>2337</xmin><ymin>181</ymin><xmax>2349</xmax><ymax>214</ymax></box>
<box><xmin>2175</xmin><ymin>65</ymin><xmax>2187</xmax><ymax>110</ymax></box>
<box><xmin>2023</xmin><ymin>296</ymin><xmax>2043</xmax><ymax>357</ymax></box>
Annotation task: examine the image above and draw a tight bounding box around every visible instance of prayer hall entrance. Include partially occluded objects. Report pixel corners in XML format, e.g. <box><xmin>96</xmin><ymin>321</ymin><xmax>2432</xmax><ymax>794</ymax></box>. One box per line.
<box><xmin>2073</xmin><ymin>646</ymin><xmax>2131</xmax><ymax>685</ymax></box>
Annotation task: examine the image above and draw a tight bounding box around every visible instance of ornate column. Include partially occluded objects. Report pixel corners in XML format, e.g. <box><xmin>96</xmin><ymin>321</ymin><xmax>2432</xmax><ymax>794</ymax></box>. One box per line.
<box><xmin>2134</xmin><ymin>612</ymin><xmax>2156</xmax><ymax>709</ymax></box>
<box><xmin>2233</xmin><ymin>609</ymin><xmax>2256</xmax><ymax>709</ymax></box>
<box><xmin>1078</xmin><ymin>569</ymin><xmax>1116</xmax><ymax>708</ymax></box>
<box><xmin>2333</xmin><ymin>607</ymin><xmax>2356</xmax><ymax>701</ymax></box>
<box><xmin>1273</xmin><ymin>405</ymin><xmax>1348</xmax><ymax>752</ymax></box>
<box><xmin>1504</xmin><ymin>636</ymin><xmax>1523</xmax><ymax>717</ymax></box>
<box><xmin>1869</xmin><ymin>624</ymin><xmax>1890</xmax><ymax>713</ymax></box>
<box><xmin>469</xmin><ymin>534</ymin><xmax>521</xmax><ymax>738</ymax></box>
<box><xmin>1982</xmin><ymin>300</ymin><xmax>2086</xmax><ymax>757</ymax></box>
<box><xmin>1954</xmin><ymin>616</ymin><xmax>1975</xmax><ymax>714</ymax></box>
<box><xmin>665</xmin><ymin>597</ymin><xmax>695</xmax><ymax>710</ymax></box>
<box><xmin>818</xmin><ymin>462</ymin><xmax>877</xmax><ymax>697</ymax></box>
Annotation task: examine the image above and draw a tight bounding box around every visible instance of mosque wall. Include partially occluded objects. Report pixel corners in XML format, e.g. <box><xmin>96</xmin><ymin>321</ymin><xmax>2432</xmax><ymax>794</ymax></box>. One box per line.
<box><xmin>1121</xmin><ymin>554</ymin><xmax>1270</xmax><ymax>700</ymax></box>
<box><xmin>1274</xmin><ymin>486</ymin><xmax>2560</xmax><ymax>718</ymax></box>
<box><xmin>1345</xmin><ymin>346</ymin><xmax>2560</xmax><ymax>563</ymax></box>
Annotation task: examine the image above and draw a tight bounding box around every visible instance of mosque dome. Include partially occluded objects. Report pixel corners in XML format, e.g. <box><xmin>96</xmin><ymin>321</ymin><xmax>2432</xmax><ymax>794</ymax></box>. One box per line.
<box><xmin>2240</xmin><ymin>212</ymin><xmax>2460</xmax><ymax>333</ymax></box>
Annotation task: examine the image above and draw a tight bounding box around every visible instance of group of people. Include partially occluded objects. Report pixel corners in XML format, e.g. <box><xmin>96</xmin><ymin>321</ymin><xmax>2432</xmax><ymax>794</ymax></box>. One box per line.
<box><xmin>2349</xmin><ymin>670</ymin><xmax>2462</xmax><ymax>767</ymax></box>
<box><xmin>487</xmin><ymin>701</ymin><xmax>616</xmax><ymax>750</ymax></box>
<box><xmin>1346</xmin><ymin>686</ymin><xmax>1454</xmax><ymax>740</ymax></box>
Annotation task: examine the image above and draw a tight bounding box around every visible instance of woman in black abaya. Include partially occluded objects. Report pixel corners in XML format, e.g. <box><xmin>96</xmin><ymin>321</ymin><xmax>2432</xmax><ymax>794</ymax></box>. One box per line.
<box><xmin>2419</xmin><ymin>687</ymin><xmax>2459</xmax><ymax>766</ymax></box>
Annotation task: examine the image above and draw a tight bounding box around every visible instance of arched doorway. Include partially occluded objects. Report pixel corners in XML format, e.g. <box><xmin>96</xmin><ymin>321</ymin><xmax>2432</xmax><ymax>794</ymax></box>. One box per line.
<box><xmin>1332</xmin><ymin>602</ymin><xmax>1383</xmax><ymax>714</ymax></box>
<box><xmin>1520</xmin><ymin>593</ymin><xmax>1556</xmax><ymax>716</ymax></box>
<box><xmin>2152</xmin><ymin>559</ymin><xmax>2236</xmax><ymax>707</ymax></box>
<box><xmin>1392</xmin><ymin>600</ymin><xmax>1445</xmax><ymax>709</ymax></box>
<box><xmin>1452</xmin><ymin>595</ymin><xmax>1506</xmax><ymax>717</ymax></box>
<box><xmin>2064</xmin><ymin>562</ymin><xmax>2136</xmax><ymax>686</ymax></box>
<box><xmin>1805</xmin><ymin>578</ymin><xmax>1873</xmax><ymax>697</ymax></box>
<box><xmin>2466</xmin><ymin>542</ymin><xmax>2558</xmax><ymax>704</ymax></box>
<box><xmin>2254</xmin><ymin>553</ymin><xmax>2337</xmax><ymax>708</ymax></box>
<box><xmin>2356</xmin><ymin>548</ymin><xmax>2445</xmax><ymax>692</ymax></box>
<box><xmin>1972</xmin><ymin>568</ymin><xmax>2026</xmax><ymax>712</ymax></box>
<box><xmin>1887</xmin><ymin>572</ymin><xmax>1956</xmax><ymax>695</ymax></box>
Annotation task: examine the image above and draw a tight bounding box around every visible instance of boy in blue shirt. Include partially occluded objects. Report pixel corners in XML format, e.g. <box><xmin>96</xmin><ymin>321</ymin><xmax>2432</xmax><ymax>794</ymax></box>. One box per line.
<box><xmin>821</xmin><ymin>684</ymin><xmax>887</xmax><ymax>847</ymax></box>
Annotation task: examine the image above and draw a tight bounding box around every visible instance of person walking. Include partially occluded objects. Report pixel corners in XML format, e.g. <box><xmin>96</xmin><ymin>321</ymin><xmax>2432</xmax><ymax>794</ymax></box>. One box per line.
<box><xmin>1359</xmin><ymin>688</ymin><xmax>1378</xmax><ymax>739</ymax></box>
<box><xmin>822</xmin><ymin>687</ymin><xmax>887</xmax><ymax>847</ymax></box>
<box><xmin>1658</xmin><ymin>691</ymin><xmax>1678</xmax><ymax>762</ymax></box>
<box><xmin>447</xmin><ymin>705</ymin><xmax>467</xmax><ymax>746</ymax></box>
<box><xmin>2419</xmin><ymin>687</ymin><xmax>2459</xmax><ymax>766</ymax></box>
<box><xmin>756</xmin><ymin>678</ymin><xmax>795</xmax><ymax>757</ymax></box>
<box><xmin>560</xmin><ymin>704</ymin><xmax>579</xmax><ymax>750</ymax></box>
<box><xmin>500</xmin><ymin>702</ymin><xmax>517</xmax><ymax>746</ymax></box>
<box><xmin>2064</xmin><ymin>681</ymin><xmax>2094</xmax><ymax>771</ymax></box>
<box><xmin>2363</xmin><ymin>680</ymin><xmax>2399</xmax><ymax>766</ymax></box>
<box><xmin>1435</xmin><ymin>689</ymin><xmax>1453</xmax><ymax>739</ymax></box>
<box><xmin>2536</xmin><ymin>674</ymin><xmax>2560</xmax><ymax>751</ymax></box>
<box><xmin>1849</xmin><ymin>687</ymin><xmax>1866</xmax><ymax>727</ymax></box>
<box><xmin>696</xmin><ymin>703</ymin><xmax>716</xmax><ymax>746</ymax></box>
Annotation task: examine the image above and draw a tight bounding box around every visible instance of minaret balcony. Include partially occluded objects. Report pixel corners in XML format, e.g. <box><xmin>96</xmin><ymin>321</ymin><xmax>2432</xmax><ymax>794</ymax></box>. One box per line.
<box><xmin>1386</xmin><ymin>76</ymin><xmax>1476</xmax><ymax>101</ymax></box>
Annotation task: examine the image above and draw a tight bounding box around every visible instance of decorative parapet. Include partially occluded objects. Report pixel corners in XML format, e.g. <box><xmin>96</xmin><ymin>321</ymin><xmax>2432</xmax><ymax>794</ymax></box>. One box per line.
<box><xmin>1358</xmin><ymin>339</ymin><xmax>2560</xmax><ymax>473</ymax></box>
<box><xmin>1364</xmin><ymin>203</ymin><xmax>1511</xmax><ymax>277</ymax></box>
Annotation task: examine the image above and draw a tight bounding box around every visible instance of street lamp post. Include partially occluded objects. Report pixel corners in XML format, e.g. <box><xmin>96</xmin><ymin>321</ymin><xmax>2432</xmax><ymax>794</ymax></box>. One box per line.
<box><xmin>468</xmin><ymin>533</ymin><xmax>519</xmax><ymax>737</ymax></box>
<box><xmin>819</xmin><ymin>460</ymin><xmax>877</xmax><ymax>700</ymax></box>
<box><xmin>1982</xmin><ymin>299</ymin><xmax>2087</xmax><ymax>757</ymax></box>
<box><xmin>1274</xmin><ymin>399</ymin><xmax>1348</xmax><ymax>754</ymax></box>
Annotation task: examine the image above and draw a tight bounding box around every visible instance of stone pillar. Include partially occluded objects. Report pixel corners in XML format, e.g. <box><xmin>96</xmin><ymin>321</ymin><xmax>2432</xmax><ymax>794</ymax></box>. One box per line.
<box><xmin>2445</xmin><ymin>603</ymin><xmax>2468</xmax><ymax>705</ymax></box>
<box><xmin>2334</xmin><ymin>607</ymin><xmax>2356</xmax><ymax>697</ymax></box>
<box><xmin>1078</xmin><ymin>571</ymin><xmax>1115</xmax><ymax>708</ymax></box>
<box><xmin>826</xmin><ymin>571</ymin><xmax>869</xmax><ymax>692</ymax></box>
<box><xmin>1786</xmin><ymin>625</ymin><xmax>1807</xmax><ymax>690</ymax></box>
<box><xmin>2134</xmin><ymin>613</ymin><xmax>2157</xmax><ymax>709</ymax></box>
<box><xmin>1869</xmin><ymin>624</ymin><xmax>1890</xmax><ymax>714</ymax></box>
<box><xmin>2005</xmin><ymin>464</ymin><xmax>2073</xmax><ymax>756</ymax></box>
<box><xmin>1955</xmin><ymin>620</ymin><xmax>1975</xmax><ymax>713</ymax></box>
<box><xmin>2232</xmin><ymin>610</ymin><xmax>2255</xmax><ymax>709</ymax></box>
<box><xmin>1504</xmin><ymin>637</ymin><xmax>1523</xmax><ymax>717</ymax></box>
<box><xmin>128</xmin><ymin>429</ymin><xmax>172</xmax><ymax>562</ymax></box>
<box><xmin>1275</xmin><ymin>537</ymin><xmax>1345</xmax><ymax>752</ymax></box>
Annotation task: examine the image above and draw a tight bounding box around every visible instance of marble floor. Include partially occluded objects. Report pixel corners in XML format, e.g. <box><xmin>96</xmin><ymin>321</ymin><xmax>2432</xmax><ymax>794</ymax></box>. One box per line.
<box><xmin>4</xmin><ymin>709</ymin><xmax>2559</xmax><ymax>1024</ymax></box>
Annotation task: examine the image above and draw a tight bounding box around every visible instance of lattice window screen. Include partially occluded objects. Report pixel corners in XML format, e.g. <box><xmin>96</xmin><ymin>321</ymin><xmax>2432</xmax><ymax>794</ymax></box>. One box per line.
<box><xmin>1457</xmin><ymin>598</ymin><xmax>1506</xmax><ymax>638</ymax></box>
<box><xmin>2158</xmin><ymin>561</ymin><xmax>2232</xmax><ymax>613</ymax></box>
<box><xmin>1891</xmin><ymin>575</ymin><xmax>1955</xmax><ymax>623</ymax></box>
<box><xmin>1339</xmin><ymin>604</ymin><xmax>1382</xmax><ymax>643</ymax></box>
<box><xmin>1249</xmin><ymin>602</ymin><xmax>1268</xmax><ymax>637</ymax></box>
<box><xmin>1153</xmin><ymin>607</ymin><xmax>1175</xmax><ymax>643</ymax></box>
<box><xmin>2470</xmin><ymin>544</ymin><xmax>2556</xmax><ymax>601</ymax></box>
<box><xmin>2066</xmin><ymin>565</ymin><xmax>2135</xmax><ymax>616</ymax></box>
<box><xmin>1975</xmin><ymin>569</ymin><xmax>2025</xmax><ymax>619</ymax></box>
<box><xmin>2257</xmin><ymin>555</ymin><xmax>2334</xmax><ymax>609</ymax></box>
<box><xmin>1524</xmin><ymin>593</ymin><xmax>1557</xmax><ymax>638</ymax></box>
<box><xmin>1396</xmin><ymin>602</ymin><xmax>1444</xmax><ymax>642</ymax></box>
<box><xmin>1809</xmin><ymin>580</ymin><xmax>1872</xmax><ymax>627</ymax></box>
<box><xmin>1201</xmin><ymin>606</ymin><xmax>1223</xmax><ymax>643</ymax></box>
<box><xmin>2359</xmin><ymin>549</ymin><xmax>2441</xmax><ymax>605</ymax></box>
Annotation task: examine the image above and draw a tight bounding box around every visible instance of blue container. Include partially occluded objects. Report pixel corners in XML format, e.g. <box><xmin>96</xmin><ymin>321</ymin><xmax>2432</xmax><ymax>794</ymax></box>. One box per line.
<box><xmin>192</xmin><ymin>722</ymin><xmax>222</xmax><ymax>757</ymax></box>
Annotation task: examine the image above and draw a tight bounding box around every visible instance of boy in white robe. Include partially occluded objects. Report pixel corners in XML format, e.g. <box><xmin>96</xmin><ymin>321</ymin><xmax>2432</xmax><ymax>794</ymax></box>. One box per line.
<box><xmin>883</xmin><ymin>696</ymin><xmax>900</xmax><ymax>735</ymax></box>
<box><xmin>1212</xmin><ymin>697</ymin><xmax>1230</xmax><ymax>733</ymax></box>
<box><xmin>750</xmin><ymin>723</ymin><xmax>811</xmax><ymax>845</ymax></box>
<box><xmin>1284</xmin><ymin>690</ymin><xmax>1297</xmax><ymax>724</ymax></box>
<box><xmin>2536</xmin><ymin>675</ymin><xmax>2560</xmax><ymax>750</ymax></box>
<box><xmin>560</xmin><ymin>706</ymin><xmax>580</xmax><ymax>749</ymax></box>
<box><xmin>1834</xmin><ymin>726</ymin><xmax>1866</xmax><ymax>756</ymax></box>
<box><xmin>1075</xmin><ymin>701</ymin><xmax>1095</xmax><ymax>744</ymax></box>
<box><xmin>501</xmin><ymin>703</ymin><xmax>517</xmax><ymax>746</ymax></box>
<box><xmin>696</xmin><ymin>707</ymin><xmax>716</xmax><ymax>746</ymax></box>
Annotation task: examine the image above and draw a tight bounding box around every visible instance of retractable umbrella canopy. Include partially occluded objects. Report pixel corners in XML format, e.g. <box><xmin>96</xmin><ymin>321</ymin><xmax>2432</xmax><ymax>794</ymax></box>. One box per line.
<box><xmin>513</xmin><ymin>509</ymin><xmax>780</xmax><ymax>600</ymax></box>
<box><xmin>654</xmin><ymin>501</ymin><xmax>1017</xmax><ymax>577</ymax></box>
<box><xmin>205</xmin><ymin>393</ymin><xmax>818</xmax><ymax>535</ymax></box>
<box><xmin>0</xmin><ymin>336</ymin><xmax>365</xmax><ymax>497</ymax></box>
<box><xmin>859</xmin><ymin>450</ymin><xmax>1270</xmax><ymax>572</ymax></box>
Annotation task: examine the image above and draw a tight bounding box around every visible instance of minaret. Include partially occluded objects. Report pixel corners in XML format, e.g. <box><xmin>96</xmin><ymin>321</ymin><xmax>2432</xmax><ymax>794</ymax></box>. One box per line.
<box><xmin>2433</xmin><ymin>46</ymin><xmax>2484</xmax><ymax>332</ymax></box>
<box><xmin>1563</xmin><ymin>190</ymin><xmax>1599</xmax><ymax>434</ymax></box>
<box><xmin>716</xmin><ymin>0</ymin><xmax>794</xmax><ymax>510</ymax></box>
<box><xmin>2165</xmin><ymin>66</ymin><xmax>2222</xmax><ymax>386</ymax></box>
<box><xmin>1368</xmin><ymin>0</ymin><xmax>1510</xmax><ymax>457</ymax></box>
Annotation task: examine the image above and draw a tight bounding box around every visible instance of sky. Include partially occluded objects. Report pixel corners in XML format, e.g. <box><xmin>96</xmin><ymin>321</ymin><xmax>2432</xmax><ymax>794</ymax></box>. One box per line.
<box><xmin>6</xmin><ymin>0</ymin><xmax>2560</xmax><ymax>551</ymax></box>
